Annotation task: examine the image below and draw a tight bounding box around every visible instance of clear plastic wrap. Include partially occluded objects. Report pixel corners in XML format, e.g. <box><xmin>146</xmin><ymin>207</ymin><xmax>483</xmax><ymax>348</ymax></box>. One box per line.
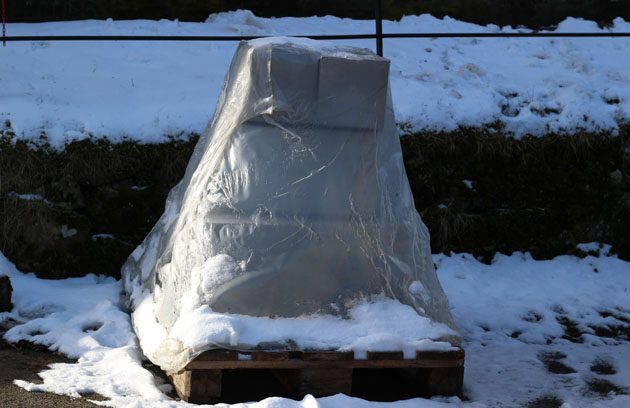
<box><xmin>121</xmin><ymin>37</ymin><xmax>461</xmax><ymax>372</ymax></box>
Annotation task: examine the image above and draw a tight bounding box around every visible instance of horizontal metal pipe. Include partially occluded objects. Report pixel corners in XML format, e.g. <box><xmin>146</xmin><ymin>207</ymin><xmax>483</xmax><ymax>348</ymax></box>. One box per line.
<box><xmin>382</xmin><ymin>32</ymin><xmax>630</xmax><ymax>38</ymax></box>
<box><xmin>1</xmin><ymin>34</ymin><xmax>375</xmax><ymax>41</ymax></box>
<box><xmin>2</xmin><ymin>32</ymin><xmax>630</xmax><ymax>42</ymax></box>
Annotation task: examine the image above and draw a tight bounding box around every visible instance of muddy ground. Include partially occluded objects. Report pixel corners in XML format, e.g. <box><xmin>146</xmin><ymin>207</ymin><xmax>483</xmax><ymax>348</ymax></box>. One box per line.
<box><xmin>0</xmin><ymin>326</ymin><xmax>101</xmax><ymax>407</ymax></box>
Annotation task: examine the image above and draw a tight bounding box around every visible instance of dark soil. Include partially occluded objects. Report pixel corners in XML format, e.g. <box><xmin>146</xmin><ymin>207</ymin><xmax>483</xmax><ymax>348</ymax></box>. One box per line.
<box><xmin>585</xmin><ymin>378</ymin><xmax>627</xmax><ymax>396</ymax></box>
<box><xmin>525</xmin><ymin>395</ymin><xmax>564</xmax><ymax>408</ymax></box>
<box><xmin>0</xmin><ymin>328</ymin><xmax>102</xmax><ymax>407</ymax></box>
<box><xmin>590</xmin><ymin>358</ymin><xmax>617</xmax><ymax>375</ymax></box>
<box><xmin>537</xmin><ymin>351</ymin><xmax>576</xmax><ymax>375</ymax></box>
<box><xmin>555</xmin><ymin>316</ymin><xmax>584</xmax><ymax>344</ymax></box>
<box><xmin>0</xmin><ymin>275</ymin><xmax>13</xmax><ymax>312</ymax></box>
<box><xmin>522</xmin><ymin>311</ymin><xmax>543</xmax><ymax>323</ymax></box>
<box><xmin>589</xmin><ymin>324</ymin><xmax>630</xmax><ymax>342</ymax></box>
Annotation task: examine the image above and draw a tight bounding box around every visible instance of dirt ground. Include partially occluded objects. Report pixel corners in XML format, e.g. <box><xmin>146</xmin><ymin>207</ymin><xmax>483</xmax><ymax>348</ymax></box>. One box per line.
<box><xmin>0</xmin><ymin>326</ymin><xmax>102</xmax><ymax>407</ymax></box>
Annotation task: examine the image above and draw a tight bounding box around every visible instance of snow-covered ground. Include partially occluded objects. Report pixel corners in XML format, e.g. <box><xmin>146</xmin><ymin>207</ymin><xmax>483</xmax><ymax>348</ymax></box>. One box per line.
<box><xmin>2</xmin><ymin>11</ymin><xmax>630</xmax><ymax>147</ymax></box>
<box><xmin>1</xmin><ymin>245</ymin><xmax>628</xmax><ymax>408</ymax></box>
<box><xmin>1</xmin><ymin>9</ymin><xmax>629</xmax><ymax>408</ymax></box>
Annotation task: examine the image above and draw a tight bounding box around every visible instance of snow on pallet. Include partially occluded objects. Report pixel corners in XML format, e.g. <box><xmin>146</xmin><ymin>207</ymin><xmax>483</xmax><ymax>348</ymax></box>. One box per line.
<box><xmin>167</xmin><ymin>348</ymin><xmax>465</xmax><ymax>403</ymax></box>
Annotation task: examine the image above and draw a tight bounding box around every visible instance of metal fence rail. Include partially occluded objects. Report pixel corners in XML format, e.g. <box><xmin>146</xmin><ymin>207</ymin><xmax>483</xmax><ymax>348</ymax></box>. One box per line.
<box><xmin>4</xmin><ymin>32</ymin><xmax>630</xmax><ymax>42</ymax></box>
<box><xmin>2</xmin><ymin>0</ymin><xmax>630</xmax><ymax>54</ymax></box>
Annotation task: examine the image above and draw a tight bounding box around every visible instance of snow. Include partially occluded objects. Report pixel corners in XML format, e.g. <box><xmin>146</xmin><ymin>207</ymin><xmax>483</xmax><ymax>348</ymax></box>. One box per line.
<box><xmin>1</xmin><ymin>9</ymin><xmax>630</xmax><ymax>408</ymax></box>
<box><xmin>2</xmin><ymin>247</ymin><xmax>629</xmax><ymax>407</ymax></box>
<box><xmin>92</xmin><ymin>233</ymin><xmax>117</xmax><ymax>241</ymax></box>
<box><xmin>438</xmin><ymin>252</ymin><xmax>630</xmax><ymax>407</ymax></box>
<box><xmin>461</xmin><ymin>180</ymin><xmax>474</xmax><ymax>190</ymax></box>
<box><xmin>166</xmin><ymin>296</ymin><xmax>456</xmax><ymax>359</ymax></box>
<box><xmin>2</xmin><ymin>11</ymin><xmax>630</xmax><ymax>147</ymax></box>
<box><xmin>7</xmin><ymin>192</ymin><xmax>45</xmax><ymax>201</ymax></box>
<box><xmin>7</xmin><ymin>190</ymin><xmax>71</xmax><ymax>207</ymax></box>
<box><xmin>132</xmin><ymin>265</ymin><xmax>457</xmax><ymax>370</ymax></box>
<box><xmin>577</xmin><ymin>242</ymin><xmax>613</xmax><ymax>256</ymax></box>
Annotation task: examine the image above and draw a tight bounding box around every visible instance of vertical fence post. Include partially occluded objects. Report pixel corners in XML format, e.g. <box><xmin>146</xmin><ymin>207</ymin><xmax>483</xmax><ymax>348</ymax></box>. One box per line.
<box><xmin>2</xmin><ymin>0</ymin><xmax>6</xmax><ymax>47</ymax></box>
<box><xmin>375</xmin><ymin>0</ymin><xmax>383</xmax><ymax>56</ymax></box>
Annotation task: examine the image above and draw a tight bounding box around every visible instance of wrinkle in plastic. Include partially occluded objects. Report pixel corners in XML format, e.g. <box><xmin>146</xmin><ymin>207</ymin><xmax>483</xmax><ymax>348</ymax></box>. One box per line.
<box><xmin>121</xmin><ymin>37</ymin><xmax>461</xmax><ymax>372</ymax></box>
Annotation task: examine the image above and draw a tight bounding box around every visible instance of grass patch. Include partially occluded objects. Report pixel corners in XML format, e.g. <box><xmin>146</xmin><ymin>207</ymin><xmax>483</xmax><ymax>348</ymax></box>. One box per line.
<box><xmin>401</xmin><ymin>124</ymin><xmax>630</xmax><ymax>261</ymax></box>
<box><xmin>2</xmin><ymin>119</ymin><xmax>630</xmax><ymax>278</ymax></box>
<box><xmin>0</xmin><ymin>125</ymin><xmax>198</xmax><ymax>278</ymax></box>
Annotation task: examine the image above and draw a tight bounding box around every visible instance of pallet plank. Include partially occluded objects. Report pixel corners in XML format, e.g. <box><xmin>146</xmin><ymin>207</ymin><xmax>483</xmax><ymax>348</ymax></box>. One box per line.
<box><xmin>416</xmin><ymin>349</ymin><xmax>465</xmax><ymax>360</ymax></box>
<box><xmin>272</xmin><ymin>368</ymin><xmax>352</xmax><ymax>398</ymax></box>
<box><xmin>252</xmin><ymin>351</ymin><xmax>290</xmax><ymax>361</ymax></box>
<box><xmin>167</xmin><ymin>369</ymin><xmax>223</xmax><ymax>402</ymax></box>
<box><xmin>166</xmin><ymin>370</ymin><xmax>191</xmax><ymax>401</ymax></box>
<box><xmin>424</xmin><ymin>366</ymin><xmax>465</xmax><ymax>397</ymax></box>
<box><xmin>190</xmin><ymin>369</ymin><xmax>222</xmax><ymax>402</ymax></box>
<box><xmin>302</xmin><ymin>351</ymin><xmax>354</xmax><ymax>361</ymax></box>
<box><xmin>195</xmin><ymin>349</ymin><xmax>238</xmax><ymax>361</ymax></box>
<box><xmin>170</xmin><ymin>347</ymin><xmax>465</xmax><ymax>402</ymax></box>
<box><xmin>367</xmin><ymin>351</ymin><xmax>403</xmax><ymax>360</ymax></box>
<box><xmin>187</xmin><ymin>357</ymin><xmax>463</xmax><ymax>369</ymax></box>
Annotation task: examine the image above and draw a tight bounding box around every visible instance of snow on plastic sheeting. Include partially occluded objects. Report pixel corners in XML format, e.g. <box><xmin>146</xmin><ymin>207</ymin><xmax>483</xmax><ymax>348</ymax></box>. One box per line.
<box><xmin>121</xmin><ymin>37</ymin><xmax>461</xmax><ymax>373</ymax></box>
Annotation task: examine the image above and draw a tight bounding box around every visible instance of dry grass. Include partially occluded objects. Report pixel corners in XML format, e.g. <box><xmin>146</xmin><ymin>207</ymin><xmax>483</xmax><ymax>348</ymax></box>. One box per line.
<box><xmin>0</xmin><ymin>123</ymin><xmax>198</xmax><ymax>278</ymax></box>
<box><xmin>401</xmin><ymin>124</ymin><xmax>630</xmax><ymax>261</ymax></box>
<box><xmin>2</xmin><ymin>119</ymin><xmax>629</xmax><ymax>277</ymax></box>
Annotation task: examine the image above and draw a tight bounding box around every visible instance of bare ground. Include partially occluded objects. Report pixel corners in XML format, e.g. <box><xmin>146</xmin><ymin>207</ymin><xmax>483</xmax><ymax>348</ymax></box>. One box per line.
<box><xmin>0</xmin><ymin>325</ymin><xmax>103</xmax><ymax>408</ymax></box>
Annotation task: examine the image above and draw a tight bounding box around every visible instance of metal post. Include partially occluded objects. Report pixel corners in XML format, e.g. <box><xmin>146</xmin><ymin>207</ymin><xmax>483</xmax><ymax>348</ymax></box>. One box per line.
<box><xmin>2</xmin><ymin>0</ymin><xmax>6</xmax><ymax>47</ymax></box>
<box><xmin>375</xmin><ymin>0</ymin><xmax>383</xmax><ymax>56</ymax></box>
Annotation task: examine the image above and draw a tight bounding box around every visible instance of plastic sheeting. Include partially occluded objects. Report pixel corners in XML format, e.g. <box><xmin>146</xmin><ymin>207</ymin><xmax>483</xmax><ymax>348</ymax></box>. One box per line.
<box><xmin>121</xmin><ymin>37</ymin><xmax>461</xmax><ymax>371</ymax></box>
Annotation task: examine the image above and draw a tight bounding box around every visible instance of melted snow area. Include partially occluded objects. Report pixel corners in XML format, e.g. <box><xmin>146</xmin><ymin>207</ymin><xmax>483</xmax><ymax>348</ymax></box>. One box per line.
<box><xmin>1</xmin><ymin>12</ymin><xmax>630</xmax><ymax>146</ymax></box>
<box><xmin>1</xmin><ymin>246</ymin><xmax>629</xmax><ymax>408</ymax></box>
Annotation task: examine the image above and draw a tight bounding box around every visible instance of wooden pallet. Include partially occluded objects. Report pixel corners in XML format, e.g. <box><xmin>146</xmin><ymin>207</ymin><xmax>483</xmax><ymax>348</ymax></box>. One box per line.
<box><xmin>167</xmin><ymin>348</ymin><xmax>465</xmax><ymax>403</ymax></box>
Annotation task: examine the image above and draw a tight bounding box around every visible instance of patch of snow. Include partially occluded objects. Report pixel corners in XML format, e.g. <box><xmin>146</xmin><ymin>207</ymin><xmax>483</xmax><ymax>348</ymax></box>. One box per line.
<box><xmin>409</xmin><ymin>280</ymin><xmax>431</xmax><ymax>305</ymax></box>
<box><xmin>437</xmin><ymin>251</ymin><xmax>630</xmax><ymax>407</ymax></box>
<box><xmin>2</xmin><ymin>248</ymin><xmax>629</xmax><ymax>407</ymax></box>
<box><xmin>167</xmin><ymin>295</ymin><xmax>457</xmax><ymax>356</ymax></box>
<box><xmin>0</xmin><ymin>251</ymin><xmax>172</xmax><ymax>406</ymax></box>
<box><xmin>577</xmin><ymin>242</ymin><xmax>612</xmax><ymax>256</ymax></box>
<box><xmin>7</xmin><ymin>191</ymin><xmax>70</xmax><ymax>207</ymax></box>
<box><xmin>2</xmin><ymin>14</ymin><xmax>630</xmax><ymax>147</ymax></box>
<box><xmin>7</xmin><ymin>191</ymin><xmax>44</xmax><ymax>201</ymax></box>
<box><xmin>184</xmin><ymin>254</ymin><xmax>242</xmax><ymax>312</ymax></box>
<box><xmin>60</xmin><ymin>225</ymin><xmax>77</xmax><ymax>238</ymax></box>
<box><xmin>92</xmin><ymin>233</ymin><xmax>116</xmax><ymax>241</ymax></box>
